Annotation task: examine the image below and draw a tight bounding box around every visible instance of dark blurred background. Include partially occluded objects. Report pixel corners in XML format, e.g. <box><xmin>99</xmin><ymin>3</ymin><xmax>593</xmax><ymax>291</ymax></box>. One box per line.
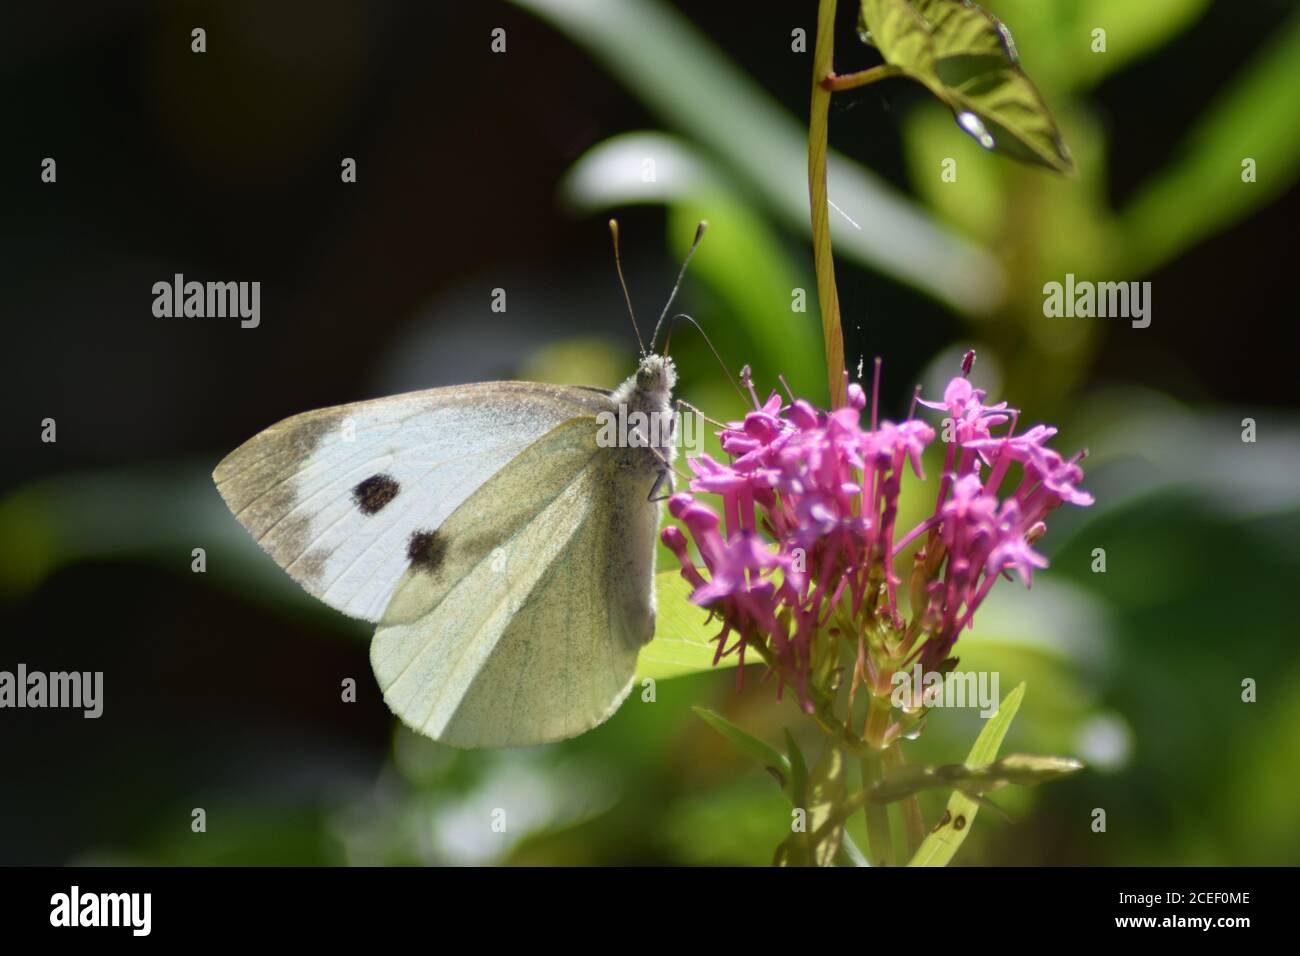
<box><xmin>3</xmin><ymin>0</ymin><xmax>1299</xmax><ymax>865</ymax></box>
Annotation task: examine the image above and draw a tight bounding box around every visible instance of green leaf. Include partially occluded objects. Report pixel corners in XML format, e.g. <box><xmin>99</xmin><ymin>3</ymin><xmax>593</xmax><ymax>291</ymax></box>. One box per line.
<box><xmin>694</xmin><ymin>708</ymin><xmax>838</xmax><ymax>869</ymax></box>
<box><xmin>689</xmin><ymin>711</ymin><xmax>866</xmax><ymax>868</ymax></box>
<box><xmin>638</xmin><ymin>570</ymin><xmax>726</xmax><ymax>680</ymax></box>
<box><xmin>860</xmin><ymin>0</ymin><xmax>936</xmax><ymax>73</ymax></box>
<box><xmin>870</xmin><ymin>752</ymin><xmax>1082</xmax><ymax>803</ymax></box>
<box><xmin>837</xmin><ymin>831</ymin><xmax>871</xmax><ymax>867</ymax></box>
<box><xmin>914</xmin><ymin>0</ymin><xmax>1013</xmax><ymax>60</ymax></box>
<box><xmin>785</xmin><ymin>731</ymin><xmax>870</xmax><ymax>867</ymax></box>
<box><xmin>806</xmin><ymin>744</ymin><xmax>848</xmax><ymax>867</ymax></box>
<box><xmin>989</xmin><ymin>753</ymin><xmax>1085</xmax><ymax>785</ymax></box>
<box><xmin>859</xmin><ymin>0</ymin><xmax>1073</xmax><ymax>173</ymax></box>
<box><xmin>692</xmin><ymin>707</ymin><xmax>791</xmax><ymax>791</ymax></box>
<box><xmin>907</xmin><ymin>681</ymin><xmax>1025</xmax><ymax>866</ymax></box>
<box><xmin>784</xmin><ymin>729</ymin><xmax>810</xmax><ymax>807</ymax></box>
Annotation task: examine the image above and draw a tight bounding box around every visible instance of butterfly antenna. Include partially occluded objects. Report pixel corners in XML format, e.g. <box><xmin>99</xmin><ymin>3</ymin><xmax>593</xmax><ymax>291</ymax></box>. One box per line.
<box><xmin>663</xmin><ymin>312</ymin><xmax>745</xmax><ymax>404</ymax></box>
<box><xmin>649</xmin><ymin>220</ymin><xmax>708</xmax><ymax>352</ymax></box>
<box><xmin>609</xmin><ymin>218</ymin><xmax>645</xmax><ymax>357</ymax></box>
<box><xmin>676</xmin><ymin>397</ymin><xmax>728</xmax><ymax>431</ymax></box>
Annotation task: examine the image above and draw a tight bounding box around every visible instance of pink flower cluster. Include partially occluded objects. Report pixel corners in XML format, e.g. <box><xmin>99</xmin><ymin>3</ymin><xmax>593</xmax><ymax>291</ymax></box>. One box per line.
<box><xmin>661</xmin><ymin>360</ymin><xmax>1091</xmax><ymax>711</ymax></box>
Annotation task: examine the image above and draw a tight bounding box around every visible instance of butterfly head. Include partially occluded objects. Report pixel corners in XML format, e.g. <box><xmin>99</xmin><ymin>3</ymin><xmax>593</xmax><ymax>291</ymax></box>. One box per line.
<box><xmin>635</xmin><ymin>353</ymin><xmax>677</xmax><ymax>395</ymax></box>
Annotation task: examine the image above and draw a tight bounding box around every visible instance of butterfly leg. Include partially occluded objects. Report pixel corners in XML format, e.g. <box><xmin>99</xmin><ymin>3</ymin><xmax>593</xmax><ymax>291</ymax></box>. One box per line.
<box><xmin>647</xmin><ymin>466</ymin><xmax>674</xmax><ymax>502</ymax></box>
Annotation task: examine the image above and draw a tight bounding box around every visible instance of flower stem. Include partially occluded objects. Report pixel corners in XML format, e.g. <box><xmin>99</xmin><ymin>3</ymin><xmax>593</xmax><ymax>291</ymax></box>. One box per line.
<box><xmin>859</xmin><ymin>686</ymin><xmax>897</xmax><ymax>864</ymax></box>
<box><xmin>884</xmin><ymin>745</ymin><xmax>926</xmax><ymax>854</ymax></box>
<box><xmin>864</xmin><ymin>690</ymin><xmax>892</xmax><ymax>748</ymax></box>
<box><xmin>860</xmin><ymin>753</ymin><xmax>894</xmax><ymax>866</ymax></box>
<box><xmin>821</xmin><ymin>64</ymin><xmax>905</xmax><ymax>92</ymax></box>
<box><xmin>809</xmin><ymin>0</ymin><xmax>846</xmax><ymax>407</ymax></box>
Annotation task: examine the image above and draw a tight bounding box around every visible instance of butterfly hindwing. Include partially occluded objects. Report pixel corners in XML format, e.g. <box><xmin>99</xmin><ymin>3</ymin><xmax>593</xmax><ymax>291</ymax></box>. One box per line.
<box><xmin>370</xmin><ymin>416</ymin><xmax>659</xmax><ymax>748</ymax></box>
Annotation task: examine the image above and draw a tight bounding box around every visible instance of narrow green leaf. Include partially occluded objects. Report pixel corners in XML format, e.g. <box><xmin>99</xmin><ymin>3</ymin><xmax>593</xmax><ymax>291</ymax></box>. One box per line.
<box><xmin>787</xmin><ymin>731</ymin><xmax>869</xmax><ymax>867</ymax></box>
<box><xmin>907</xmin><ymin>682</ymin><xmax>1026</xmax><ymax>866</ymax></box>
<box><xmin>689</xmin><ymin>714</ymin><xmax>863</xmax><ymax>869</ymax></box>
<box><xmin>807</xmin><ymin>745</ymin><xmax>848</xmax><ymax>868</ymax></box>
<box><xmin>990</xmin><ymin>753</ymin><xmax>1085</xmax><ymax>786</ymax></box>
<box><xmin>1117</xmin><ymin>7</ymin><xmax>1300</xmax><ymax>274</ymax></box>
<box><xmin>784</xmin><ymin>729</ymin><xmax>810</xmax><ymax>808</ymax></box>
<box><xmin>870</xmin><ymin>751</ymin><xmax>1082</xmax><ymax>803</ymax></box>
<box><xmin>964</xmin><ymin>682</ymin><xmax>1026</xmax><ymax>765</ymax></box>
<box><xmin>858</xmin><ymin>0</ymin><xmax>1073</xmax><ymax>173</ymax></box>
<box><xmin>838</xmin><ymin>833</ymin><xmax>871</xmax><ymax>867</ymax></box>
<box><xmin>513</xmin><ymin>0</ymin><xmax>1004</xmax><ymax>313</ymax></box>
<box><xmin>692</xmin><ymin>707</ymin><xmax>791</xmax><ymax>791</ymax></box>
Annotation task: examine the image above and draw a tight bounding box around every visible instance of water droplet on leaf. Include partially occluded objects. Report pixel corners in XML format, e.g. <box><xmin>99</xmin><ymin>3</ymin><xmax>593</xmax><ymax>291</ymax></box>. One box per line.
<box><xmin>957</xmin><ymin>111</ymin><xmax>995</xmax><ymax>150</ymax></box>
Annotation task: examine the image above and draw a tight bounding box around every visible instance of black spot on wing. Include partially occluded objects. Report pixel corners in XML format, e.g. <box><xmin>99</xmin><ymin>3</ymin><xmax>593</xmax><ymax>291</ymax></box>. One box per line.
<box><xmin>352</xmin><ymin>474</ymin><xmax>399</xmax><ymax>515</ymax></box>
<box><xmin>407</xmin><ymin>529</ymin><xmax>446</xmax><ymax>572</ymax></box>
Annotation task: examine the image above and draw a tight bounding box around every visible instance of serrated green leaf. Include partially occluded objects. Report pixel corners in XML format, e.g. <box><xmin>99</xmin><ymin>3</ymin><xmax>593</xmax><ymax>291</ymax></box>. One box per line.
<box><xmin>859</xmin><ymin>0</ymin><xmax>1072</xmax><ymax>173</ymax></box>
<box><xmin>907</xmin><ymin>682</ymin><xmax>1025</xmax><ymax>866</ymax></box>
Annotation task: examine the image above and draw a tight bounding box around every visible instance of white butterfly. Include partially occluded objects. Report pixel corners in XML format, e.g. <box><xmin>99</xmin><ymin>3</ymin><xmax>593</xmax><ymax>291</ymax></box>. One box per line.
<box><xmin>213</xmin><ymin>223</ymin><xmax>705</xmax><ymax>748</ymax></box>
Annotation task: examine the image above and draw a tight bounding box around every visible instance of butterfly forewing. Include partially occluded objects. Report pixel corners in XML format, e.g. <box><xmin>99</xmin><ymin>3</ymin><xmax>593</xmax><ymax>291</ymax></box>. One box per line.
<box><xmin>212</xmin><ymin>382</ymin><xmax>610</xmax><ymax>622</ymax></box>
